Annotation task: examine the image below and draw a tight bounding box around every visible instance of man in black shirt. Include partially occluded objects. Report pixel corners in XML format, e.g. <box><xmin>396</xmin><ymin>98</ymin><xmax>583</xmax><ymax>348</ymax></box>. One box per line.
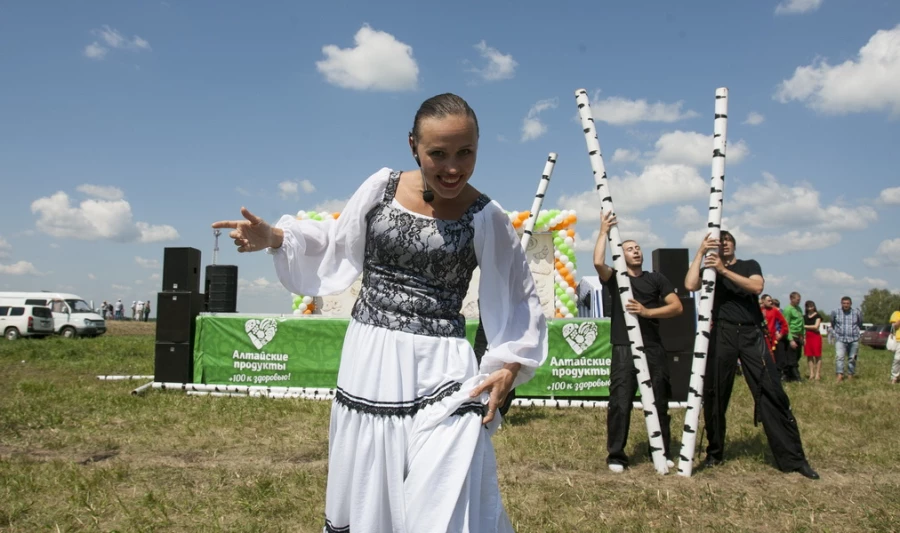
<box><xmin>594</xmin><ymin>212</ymin><xmax>683</xmax><ymax>472</ymax></box>
<box><xmin>685</xmin><ymin>231</ymin><xmax>818</xmax><ymax>479</ymax></box>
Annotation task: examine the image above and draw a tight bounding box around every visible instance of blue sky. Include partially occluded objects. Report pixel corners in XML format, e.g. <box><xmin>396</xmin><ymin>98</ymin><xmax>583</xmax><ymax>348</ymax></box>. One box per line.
<box><xmin>1</xmin><ymin>0</ymin><xmax>898</xmax><ymax>318</ymax></box>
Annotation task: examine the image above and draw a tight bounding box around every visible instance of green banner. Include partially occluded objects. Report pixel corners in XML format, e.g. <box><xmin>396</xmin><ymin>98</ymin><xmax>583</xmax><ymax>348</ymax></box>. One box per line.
<box><xmin>515</xmin><ymin>319</ymin><xmax>613</xmax><ymax>397</ymax></box>
<box><xmin>194</xmin><ymin>315</ymin><xmax>347</xmax><ymax>387</ymax></box>
<box><xmin>193</xmin><ymin>315</ymin><xmax>613</xmax><ymax>396</ymax></box>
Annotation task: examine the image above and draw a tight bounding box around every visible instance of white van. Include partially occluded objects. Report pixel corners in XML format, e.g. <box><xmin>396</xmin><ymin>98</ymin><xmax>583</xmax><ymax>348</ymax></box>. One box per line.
<box><xmin>0</xmin><ymin>292</ymin><xmax>106</xmax><ymax>338</ymax></box>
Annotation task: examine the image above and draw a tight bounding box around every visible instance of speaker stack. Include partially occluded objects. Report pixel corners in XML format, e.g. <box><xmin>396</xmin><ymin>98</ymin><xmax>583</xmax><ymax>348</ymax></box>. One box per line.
<box><xmin>205</xmin><ymin>265</ymin><xmax>238</xmax><ymax>313</ymax></box>
<box><xmin>651</xmin><ymin>248</ymin><xmax>697</xmax><ymax>402</ymax></box>
<box><xmin>155</xmin><ymin>247</ymin><xmax>204</xmax><ymax>384</ymax></box>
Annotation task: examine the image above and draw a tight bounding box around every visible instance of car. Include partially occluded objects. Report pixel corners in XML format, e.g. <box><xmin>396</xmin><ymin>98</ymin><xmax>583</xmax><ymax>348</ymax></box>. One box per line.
<box><xmin>860</xmin><ymin>324</ymin><xmax>891</xmax><ymax>350</ymax></box>
<box><xmin>0</xmin><ymin>304</ymin><xmax>55</xmax><ymax>340</ymax></box>
<box><xmin>0</xmin><ymin>291</ymin><xmax>106</xmax><ymax>338</ymax></box>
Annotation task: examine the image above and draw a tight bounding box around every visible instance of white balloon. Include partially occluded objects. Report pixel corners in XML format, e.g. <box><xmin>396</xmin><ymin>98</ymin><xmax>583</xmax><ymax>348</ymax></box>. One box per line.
<box><xmin>565</xmin><ymin>261</ymin><xmax>575</xmax><ymax>271</ymax></box>
<box><xmin>565</xmin><ymin>312</ymin><xmax>575</xmax><ymax>318</ymax></box>
<box><xmin>554</xmin><ymin>250</ymin><xmax>561</xmax><ymax>258</ymax></box>
<box><xmin>293</xmin><ymin>309</ymin><xmax>304</xmax><ymax>316</ymax></box>
<box><xmin>302</xmin><ymin>296</ymin><xmax>313</xmax><ymax>304</ymax></box>
<box><xmin>299</xmin><ymin>303</ymin><xmax>308</xmax><ymax>312</ymax></box>
<box><xmin>565</xmin><ymin>286</ymin><xmax>575</xmax><ymax>296</ymax></box>
<box><xmin>557</xmin><ymin>230</ymin><xmax>567</xmax><ymax>238</ymax></box>
<box><xmin>564</xmin><ymin>237</ymin><xmax>574</xmax><ymax>246</ymax></box>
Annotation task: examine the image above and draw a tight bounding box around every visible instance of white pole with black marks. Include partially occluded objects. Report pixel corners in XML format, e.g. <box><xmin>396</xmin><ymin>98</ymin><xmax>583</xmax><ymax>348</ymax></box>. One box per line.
<box><xmin>677</xmin><ymin>87</ymin><xmax>729</xmax><ymax>477</ymax></box>
<box><xmin>575</xmin><ymin>89</ymin><xmax>669</xmax><ymax>475</ymax></box>
<box><xmin>520</xmin><ymin>153</ymin><xmax>557</xmax><ymax>250</ymax></box>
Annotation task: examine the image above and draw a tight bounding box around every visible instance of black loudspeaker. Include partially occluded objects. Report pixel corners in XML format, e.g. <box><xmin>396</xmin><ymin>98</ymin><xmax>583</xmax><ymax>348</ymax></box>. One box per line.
<box><xmin>154</xmin><ymin>342</ymin><xmax>193</xmax><ymax>383</ymax></box>
<box><xmin>659</xmin><ymin>297</ymin><xmax>697</xmax><ymax>353</ymax></box>
<box><xmin>156</xmin><ymin>291</ymin><xmax>205</xmax><ymax>343</ymax></box>
<box><xmin>667</xmin><ymin>351</ymin><xmax>692</xmax><ymax>402</ymax></box>
<box><xmin>205</xmin><ymin>265</ymin><xmax>238</xmax><ymax>313</ymax></box>
<box><xmin>651</xmin><ymin>248</ymin><xmax>690</xmax><ymax>297</ymax></box>
<box><xmin>600</xmin><ymin>283</ymin><xmax>613</xmax><ymax>318</ymax></box>
<box><xmin>162</xmin><ymin>247</ymin><xmax>202</xmax><ymax>292</ymax></box>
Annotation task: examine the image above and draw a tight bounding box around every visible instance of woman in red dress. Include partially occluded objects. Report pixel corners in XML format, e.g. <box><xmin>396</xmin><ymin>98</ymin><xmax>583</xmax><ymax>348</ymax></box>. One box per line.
<box><xmin>804</xmin><ymin>300</ymin><xmax>823</xmax><ymax>381</ymax></box>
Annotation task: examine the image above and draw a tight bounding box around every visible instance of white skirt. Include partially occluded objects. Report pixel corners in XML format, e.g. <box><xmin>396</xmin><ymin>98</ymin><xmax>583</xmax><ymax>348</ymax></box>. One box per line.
<box><xmin>322</xmin><ymin>319</ymin><xmax>514</xmax><ymax>533</ymax></box>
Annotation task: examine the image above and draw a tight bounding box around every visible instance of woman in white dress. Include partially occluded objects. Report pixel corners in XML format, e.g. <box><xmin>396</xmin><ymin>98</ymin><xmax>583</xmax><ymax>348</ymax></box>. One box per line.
<box><xmin>212</xmin><ymin>93</ymin><xmax>548</xmax><ymax>533</ymax></box>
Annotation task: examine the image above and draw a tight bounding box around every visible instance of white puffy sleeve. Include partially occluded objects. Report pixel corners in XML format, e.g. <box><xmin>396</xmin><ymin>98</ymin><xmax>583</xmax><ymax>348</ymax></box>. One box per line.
<box><xmin>267</xmin><ymin>167</ymin><xmax>391</xmax><ymax>296</ymax></box>
<box><xmin>474</xmin><ymin>200</ymin><xmax>549</xmax><ymax>388</ymax></box>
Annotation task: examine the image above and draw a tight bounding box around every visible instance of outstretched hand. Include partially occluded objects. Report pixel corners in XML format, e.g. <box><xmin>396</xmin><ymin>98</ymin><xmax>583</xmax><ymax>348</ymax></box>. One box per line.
<box><xmin>211</xmin><ymin>207</ymin><xmax>281</xmax><ymax>253</ymax></box>
<box><xmin>470</xmin><ymin>364</ymin><xmax>520</xmax><ymax>425</ymax></box>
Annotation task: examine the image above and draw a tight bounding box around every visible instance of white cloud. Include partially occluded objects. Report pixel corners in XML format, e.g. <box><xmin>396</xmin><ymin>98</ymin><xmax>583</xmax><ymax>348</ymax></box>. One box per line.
<box><xmin>813</xmin><ymin>268</ymin><xmax>888</xmax><ymax>289</ymax></box>
<box><xmin>84</xmin><ymin>42</ymin><xmax>107</xmax><ymax>60</ymax></box>
<box><xmin>574</xmin><ymin>218</ymin><xmax>664</xmax><ymax>257</ymax></box>
<box><xmin>84</xmin><ymin>25</ymin><xmax>151</xmax><ymax>60</ymax></box>
<box><xmin>766</xmin><ymin>274</ymin><xmax>789</xmax><ymax>287</ymax></box>
<box><xmin>135</xmin><ymin>222</ymin><xmax>179</xmax><ymax>243</ymax></box>
<box><xmin>238</xmin><ymin>277</ymin><xmax>285</xmax><ymax>295</ymax></box>
<box><xmin>611</xmin><ymin>149</ymin><xmax>640</xmax><ymax>163</ymax></box>
<box><xmin>729</xmin><ymin>171</ymin><xmax>877</xmax><ymax>231</ymax></box>
<box><xmin>775</xmin><ymin>0</ymin><xmax>823</xmax><ymax>15</ymax></box>
<box><xmin>588</xmin><ymin>90</ymin><xmax>699</xmax><ymax>125</ymax></box>
<box><xmin>743</xmin><ymin>112</ymin><xmax>765</xmax><ymax>125</ymax></box>
<box><xmin>150</xmin><ymin>273</ymin><xmax>160</xmax><ymax>281</ymax></box>
<box><xmin>76</xmin><ymin>184</ymin><xmax>125</xmax><ymax>201</ymax></box>
<box><xmin>674</xmin><ymin>205</ymin><xmax>704</xmax><ymax>229</ymax></box>
<box><xmin>135</xmin><ymin>256</ymin><xmax>160</xmax><ymax>269</ymax></box>
<box><xmin>0</xmin><ymin>261</ymin><xmax>45</xmax><ymax>276</ymax></box>
<box><xmin>278</xmin><ymin>179</ymin><xmax>316</xmax><ymax>199</ymax></box>
<box><xmin>558</xmin><ymin>164</ymin><xmax>708</xmax><ymax>221</ymax></box>
<box><xmin>316</xmin><ymin>24</ymin><xmax>418</xmax><ymax>91</ymax></box>
<box><xmin>0</xmin><ymin>236</ymin><xmax>10</xmax><ymax>259</ymax></box>
<box><xmin>236</xmin><ymin>187</ymin><xmax>251</xmax><ymax>197</ymax></box>
<box><xmin>864</xmin><ymin>238</ymin><xmax>900</xmax><ymax>267</ymax></box>
<box><xmin>521</xmin><ymin>98</ymin><xmax>558</xmax><ymax>142</ymax></box>
<box><xmin>878</xmin><ymin>186</ymin><xmax>900</xmax><ymax>205</ymax></box>
<box><xmin>49</xmin><ymin>243</ymin><xmax>60</xmax><ymax>249</ymax></box>
<box><xmin>468</xmin><ymin>41</ymin><xmax>517</xmax><ymax>81</ymax></box>
<box><xmin>111</xmin><ymin>284</ymin><xmax>131</xmax><ymax>291</ymax></box>
<box><xmin>650</xmin><ymin>130</ymin><xmax>749</xmax><ymax>167</ymax></box>
<box><xmin>775</xmin><ymin>24</ymin><xmax>900</xmax><ymax>116</ymax></box>
<box><xmin>681</xmin><ymin>223</ymin><xmax>842</xmax><ymax>256</ymax></box>
<box><xmin>312</xmin><ymin>199</ymin><xmax>349</xmax><ymax>214</ymax></box>
<box><xmin>30</xmin><ymin>190</ymin><xmax>179</xmax><ymax>243</ymax></box>
<box><xmin>135</xmin><ymin>279</ymin><xmax>143</xmax><ymax>285</ymax></box>
<box><xmin>88</xmin><ymin>273</ymin><xmax>96</xmax><ymax>280</ymax></box>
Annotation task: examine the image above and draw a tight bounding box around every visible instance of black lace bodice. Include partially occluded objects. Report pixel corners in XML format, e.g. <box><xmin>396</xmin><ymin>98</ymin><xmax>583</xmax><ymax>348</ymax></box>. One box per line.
<box><xmin>350</xmin><ymin>171</ymin><xmax>491</xmax><ymax>338</ymax></box>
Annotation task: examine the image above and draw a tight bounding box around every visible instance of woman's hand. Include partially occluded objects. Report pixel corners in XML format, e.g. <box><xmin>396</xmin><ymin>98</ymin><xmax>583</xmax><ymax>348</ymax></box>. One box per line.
<box><xmin>212</xmin><ymin>207</ymin><xmax>282</xmax><ymax>253</ymax></box>
<box><xmin>470</xmin><ymin>363</ymin><xmax>520</xmax><ymax>425</ymax></box>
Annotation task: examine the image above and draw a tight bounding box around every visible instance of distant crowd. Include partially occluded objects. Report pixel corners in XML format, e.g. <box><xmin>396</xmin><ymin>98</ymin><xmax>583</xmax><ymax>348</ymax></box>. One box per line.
<box><xmin>100</xmin><ymin>298</ymin><xmax>152</xmax><ymax>321</ymax></box>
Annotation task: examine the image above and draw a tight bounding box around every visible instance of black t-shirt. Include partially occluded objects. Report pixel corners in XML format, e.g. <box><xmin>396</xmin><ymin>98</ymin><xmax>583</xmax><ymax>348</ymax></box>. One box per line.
<box><xmin>602</xmin><ymin>270</ymin><xmax>676</xmax><ymax>346</ymax></box>
<box><xmin>804</xmin><ymin>312</ymin><xmax>821</xmax><ymax>327</ymax></box>
<box><xmin>712</xmin><ymin>259</ymin><xmax>764</xmax><ymax>324</ymax></box>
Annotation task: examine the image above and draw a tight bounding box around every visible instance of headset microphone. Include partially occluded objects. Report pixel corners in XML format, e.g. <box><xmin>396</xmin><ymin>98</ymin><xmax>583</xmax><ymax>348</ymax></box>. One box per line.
<box><xmin>410</xmin><ymin>138</ymin><xmax>434</xmax><ymax>203</ymax></box>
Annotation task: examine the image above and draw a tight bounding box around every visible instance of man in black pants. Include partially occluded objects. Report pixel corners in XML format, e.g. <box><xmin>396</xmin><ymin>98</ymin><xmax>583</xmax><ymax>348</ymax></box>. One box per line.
<box><xmin>685</xmin><ymin>231</ymin><xmax>819</xmax><ymax>479</ymax></box>
<box><xmin>594</xmin><ymin>212</ymin><xmax>684</xmax><ymax>472</ymax></box>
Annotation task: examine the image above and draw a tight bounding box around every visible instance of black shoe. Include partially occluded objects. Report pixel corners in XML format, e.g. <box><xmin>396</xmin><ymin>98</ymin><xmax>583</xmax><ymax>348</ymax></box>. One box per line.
<box><xmin>794</xmin><ymin>462</ymin><xmax>819</xmax><ymax>480</ymax></box>
<box><xmin>703</xmin><ymin>456</ymin><xmax>723</xmax><ymax>468</ymax></box>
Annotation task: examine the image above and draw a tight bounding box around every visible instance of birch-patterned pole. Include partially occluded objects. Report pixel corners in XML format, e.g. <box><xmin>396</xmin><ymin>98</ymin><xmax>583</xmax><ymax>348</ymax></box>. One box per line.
<box><xmin>520</xmin><ymin>153</ymin><xmax>557</xmax><ymax>250</ymax></box>
<box><xmin>677</xmin><ymin>87</ymin><xmax>729</xmax><ymax>477</ymax></box>
<box><xmin>575</xmin><ymin>88</ymin><xmax>669</xmax><ymax>474</ymax></box>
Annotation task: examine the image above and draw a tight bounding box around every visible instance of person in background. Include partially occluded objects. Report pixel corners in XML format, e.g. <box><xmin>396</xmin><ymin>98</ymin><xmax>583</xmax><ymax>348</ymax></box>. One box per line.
<box><xmin>144</xmin><ymin>300</ymin><xmax>151</xmax><ymax>322</ymax></box>
<box><xmin>781</xmin><ymin>291</ymin><xmax>805</xmax><ymax>382</ymax></box>
<box><xmin>830</xmin><ymin>296</ymin><xmax>863</xmax><ymax>382</ymax></box>
<box><xmin>889</xmin><ymin>307</ymin><xmax>900</xmax><ymax>384</ymax></box>
<box><xmin>803</xmin><ymin>301</ymin><xmax>823</xmax><ymax>381</ymax></box>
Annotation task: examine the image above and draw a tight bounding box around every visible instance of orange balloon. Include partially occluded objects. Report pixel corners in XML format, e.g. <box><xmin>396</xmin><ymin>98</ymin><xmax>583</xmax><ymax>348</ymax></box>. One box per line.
<box><xmin>303</xmin><ymin>309</ymin><xmax>312</xmax><ymax>314</ymax></box>
<box><xmin>512</xmin><ymin>219</ymin><xmax>522</xmax><ymax>228</ymax></box>
<box><xmin>565</xmin><ymin>274</ymin><xmax>574</xmax><ymax>284</ymax></box>
<box><xmin>559</xmin><ymin>267</ymin><xmax>569</xmax><ymax>278</ymax></box>
<box><xmin>333</xmin><ymin>212</ymin><xmax>340</xmax><ymax>219</ymax></box>
<box><xmin>519</xmin><ymin>211</ymin><xmax>530</xmax><ymax>220</ymax></box>
<box><xmin>567</xmin><ymin>229</ymin><xmax>575</xmax><ymax>238</ymax></box>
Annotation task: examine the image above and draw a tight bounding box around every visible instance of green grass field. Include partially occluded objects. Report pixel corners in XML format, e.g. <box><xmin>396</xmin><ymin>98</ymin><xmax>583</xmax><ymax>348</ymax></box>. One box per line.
<box><xmin>2</xmin><ymin>332</ymin><xmax>899</xmax><ymax>532</ymax></box>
